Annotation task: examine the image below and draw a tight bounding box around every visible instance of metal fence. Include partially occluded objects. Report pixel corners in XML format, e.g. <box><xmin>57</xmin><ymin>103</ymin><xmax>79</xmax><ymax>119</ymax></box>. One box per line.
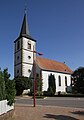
<box><xmin>0</xmin><ymin>100</ymin><xmax>14</xmax><ymax>115</ymax></box>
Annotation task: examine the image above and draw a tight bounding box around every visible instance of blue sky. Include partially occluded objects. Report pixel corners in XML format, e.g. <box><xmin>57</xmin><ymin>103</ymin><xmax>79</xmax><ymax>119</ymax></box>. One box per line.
<box><xmin>0</xmin><ymin>0</ymin><xmax>84</xmax><ymax>78</ymax></box>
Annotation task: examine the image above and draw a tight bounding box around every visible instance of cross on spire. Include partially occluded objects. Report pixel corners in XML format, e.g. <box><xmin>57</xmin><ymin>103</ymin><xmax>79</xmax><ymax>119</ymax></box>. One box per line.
<box><xmin>19</xmin><ymin>0</ymin><xmax>30</xmax><ymax>36</ymax></box>
<box><xmin>24</xmin><ymin>0</ymin><xmax>27</xmax><ymax>14</ymax></box>
<box><xmin>18</xmin><ymin>0</ymin><xmax>36</xmax><ymax>42</ymax></box>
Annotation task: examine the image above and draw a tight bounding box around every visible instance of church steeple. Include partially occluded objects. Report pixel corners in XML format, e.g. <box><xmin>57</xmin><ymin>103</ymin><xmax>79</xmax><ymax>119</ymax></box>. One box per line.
<box><xmin>20</xmin><ymin>13</ymin><xmax>30</xmax><ymax>37</ymax></box>
<box><xmin>14</xmin><ymin>4</ymin><xmax>36</xmax><ymax>78</ymax></box>
<box><xmin>18</xmin><ymin>13</ymin><xmax>36</xmax><ymax>42</ymax></box>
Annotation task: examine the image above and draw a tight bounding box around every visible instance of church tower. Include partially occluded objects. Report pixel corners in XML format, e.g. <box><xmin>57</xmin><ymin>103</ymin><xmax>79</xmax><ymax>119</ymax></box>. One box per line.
<box><xmin>14</xmin><ymin>13</ymin><xmax>36</xmax><ymax>78</ymax></box>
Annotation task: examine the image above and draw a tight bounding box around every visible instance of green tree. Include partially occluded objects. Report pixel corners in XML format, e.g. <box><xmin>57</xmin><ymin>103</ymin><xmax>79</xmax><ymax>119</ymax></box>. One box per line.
<box><xmin>3</xmin><ymin>68</ymin><xmax>16</xmax><ymax>106</ymax></box>
<box><xmin>72</xmin><ymin>67</ymin><xmax>84</xmax><ymax>94</ymax></box>
<box><xmin>15</xmin><ymin>76</ymin><xmax>31</xmax><ymax>95</ymax></box>
<box><xmin>0</xmin><ymin>68</ymin><xmax>5</xmax><ymax>100</ymax></box>
<box><xmin>6</xmin><ymin>79</ymin><xmax>16</xmax><ymax>105</ymax></box>
<box><xmin>36</xmin><ymin>76</ymin><xmax>42</xmax><ymax>91</ymax></box>
<box><xmin>35</xmin><ymin>75</ymin><xmax>43</xmax><ymax>96</ymax></box>
<box><xmin>48</xmin><ymin>73</ymin><xmax>56</xmax><ymax>95</ymax></box>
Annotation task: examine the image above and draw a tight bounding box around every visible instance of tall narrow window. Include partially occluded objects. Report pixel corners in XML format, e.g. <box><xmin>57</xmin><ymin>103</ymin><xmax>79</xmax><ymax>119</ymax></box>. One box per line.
<box><xmin>28</xmin><ymin>42</ymin><xmax>31</xmax><ymax>49</ymax></box>
<box><xmin>36</xmin><ymin>73</ymin><xmax>39</xmax><ymax>78</ymax></box>
<box><xmin>17</xmin><ymin>56</ymin><xmax>19</xmax><ymax>60</ymax></box>
<box><xmin>65</xmin><ymin>76</ymin><xmax>67</xmax><ymax>86</ymax></box>
<box><xmin>17</xmin><ymin>70</ymin><xmax>19</xmax><ymax>74</ymax></box>
<box><xmin>17</xmin><ymin>41</ymin><xmax>20</xmax><ymax>50</ymax></box>
<box><xmin>59</xmin><ymin>76</ymin><xmax>61</xmax><ymax>86</ymax></box>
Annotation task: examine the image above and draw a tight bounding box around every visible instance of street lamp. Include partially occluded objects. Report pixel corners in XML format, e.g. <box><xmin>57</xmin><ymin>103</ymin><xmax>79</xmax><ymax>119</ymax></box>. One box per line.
<box><xmin>33</xmin><ymin>50</ymin><xmax>43</xmax><ymax>107</ymax></box>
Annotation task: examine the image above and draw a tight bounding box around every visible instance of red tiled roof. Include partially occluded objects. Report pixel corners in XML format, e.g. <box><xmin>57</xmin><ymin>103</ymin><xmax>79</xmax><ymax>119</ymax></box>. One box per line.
<box><xmin>36</xmin><ymin>56</ymin><xmax>73</xmax><ymax>74</ymax></box>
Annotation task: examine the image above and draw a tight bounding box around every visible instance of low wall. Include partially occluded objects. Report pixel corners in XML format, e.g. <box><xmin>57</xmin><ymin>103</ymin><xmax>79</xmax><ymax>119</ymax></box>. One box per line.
<box><xmin>0</xmin><ymin>100</ymin><xmax>14</xmax><ymax>115</ymax></box>
<box><xmin>0</xmin><ymin>109</ymin><xmax>14</xmax><ymax>120</ymax></box>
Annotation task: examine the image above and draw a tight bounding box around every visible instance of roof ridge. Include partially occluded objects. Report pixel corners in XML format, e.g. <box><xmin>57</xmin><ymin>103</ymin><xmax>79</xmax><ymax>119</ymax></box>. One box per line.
<box><xmin>37</xmin><ymin>56</ymin><xmax>64</xmax><ymax>64</ymax></box>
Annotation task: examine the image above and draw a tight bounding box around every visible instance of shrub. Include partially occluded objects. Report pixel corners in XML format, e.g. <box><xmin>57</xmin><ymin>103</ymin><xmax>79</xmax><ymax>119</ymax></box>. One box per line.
<box><xmin>5</xmin><ymin>79</ymin><xmax>16</xmax><ymax>106</ymax></box>
<box><xmin>36</xmin><ymin>91</ymin><xmax>43</xmax><ymax>96</ymax></box>
<box><xmin>0</xmin><ymin>70</ymin><xmax>5</xmax><ymax>100</ymax></box>
<box><xmin>43</xmin><ymin>91</ymin><xmax>49</xmax><ymax>96</ymax></box>
<box><xmin>15</xmin><ymin>77</ymin><xmax>31</xmax><ymax>95</ymax></box>
<box><xmin>48</xmin><ymin>87</ymin><xmax>54</xmax><ymax>96</ymax></box>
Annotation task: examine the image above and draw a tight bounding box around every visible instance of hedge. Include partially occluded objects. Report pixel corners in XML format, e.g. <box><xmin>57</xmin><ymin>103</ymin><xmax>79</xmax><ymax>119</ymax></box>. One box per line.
<box><xmin>0</xmin><ymin>68</ymin><xmax>16</xmax><ymax>106</ymax></box>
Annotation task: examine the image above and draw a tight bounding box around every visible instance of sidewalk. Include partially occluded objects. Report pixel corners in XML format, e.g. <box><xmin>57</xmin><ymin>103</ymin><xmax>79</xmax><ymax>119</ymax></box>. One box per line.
<box><xmin>12</xmin><ymin>104</ymin><xmax>84</xmax><ymax>120</ymax></box>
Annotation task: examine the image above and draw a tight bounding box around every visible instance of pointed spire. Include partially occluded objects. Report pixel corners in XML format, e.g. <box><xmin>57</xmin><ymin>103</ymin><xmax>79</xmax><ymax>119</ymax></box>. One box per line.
<box><xmin>20</xmin><ymin>13</ymin><xmax>30</xmax><ymax>36</ymax></box>
<box><xmin>14</xmin><ymin>2</ymin><xmax>36</xmax><ymax>43</ymax></box>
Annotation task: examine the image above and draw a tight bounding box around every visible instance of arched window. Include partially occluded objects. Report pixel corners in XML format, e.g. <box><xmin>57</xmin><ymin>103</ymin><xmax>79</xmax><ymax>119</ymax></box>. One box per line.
<box><xmin>36</xmin><ymin>73</ymin><xmax>39</xmax><ymax>78</ymax></box>
<box><xmin>65</xmin><ymin>76</ymin><xmax>67</xmax><ymax>86</ymax></box>
<box><xmin>17</xmin><ymin>70</ymin><xmax>19</xmax><ymax>74</ymax></box>
<box><xmin>17</xmin><ymin>56</ymin><xmax>19</xmax><ymax>60</ymax></box>
<box><xmin>28</xmin><ymin>42</ymin><xmax>31</xmax><ymax>49</ymax></box>
<box><xmin>58</xmin><ymin>76</ymin><xmax>61</xmax><ymax>86</ymax></box>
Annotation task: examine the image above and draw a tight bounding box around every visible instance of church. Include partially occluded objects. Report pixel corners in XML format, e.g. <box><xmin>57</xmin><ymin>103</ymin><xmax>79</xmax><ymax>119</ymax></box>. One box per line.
<box><xmin>14</xmin><ymin>13</ymin><xmax>72</xmax><ymax>93</ymax></box>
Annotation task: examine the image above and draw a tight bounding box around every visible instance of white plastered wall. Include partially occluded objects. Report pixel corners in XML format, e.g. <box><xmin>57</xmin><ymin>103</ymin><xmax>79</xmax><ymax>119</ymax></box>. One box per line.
<box><xmin>42</xmin><ymin>70</ymin><xmax>71</xmax><ymax>93</ymax></box>
<box><xmin>21</xmin><ymin>37</ymin><xmax>36</xmax><ymax>77</ymax></box>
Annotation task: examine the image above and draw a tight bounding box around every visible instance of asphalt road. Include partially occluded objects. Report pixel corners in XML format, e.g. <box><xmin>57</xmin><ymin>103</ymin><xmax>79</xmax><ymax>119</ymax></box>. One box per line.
<box><xmin>15</xmin><ymin>97</ymin><xmax>84</xmax><ymax>109</ymax></box>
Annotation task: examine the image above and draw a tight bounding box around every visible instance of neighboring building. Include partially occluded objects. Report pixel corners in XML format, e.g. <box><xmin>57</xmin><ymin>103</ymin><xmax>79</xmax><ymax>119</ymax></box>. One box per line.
<box><xmin>14</xmin><ymin>13</ymin><xmax>72</xmax><ymax>93</ymax></box>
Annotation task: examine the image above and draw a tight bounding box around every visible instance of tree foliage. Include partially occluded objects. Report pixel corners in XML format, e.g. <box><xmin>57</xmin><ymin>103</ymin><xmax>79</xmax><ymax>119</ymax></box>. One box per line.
<box><xmin>0</xmin><ymin>68</ymin><xmax>16</xmax><ymax>106</ymax></box>
<box><xmin>4</xmin><ymin>68</ymin><xmax>16</xmax><ymax>106</ymax></box>
<box><xmin>0</xmin><ymin>68</ymin><xmax>5</xmax><ymax>100</ymax></box>
<box><xmin>15</xmin><ymin>76</ymin><xmax>31</xmax><ymax>95</ymax></box>
<box><xmin>35</xmin><ymin>75</ymin><xmax>43</xmax><ymax>96</ymax></box>
<box><xmin>36</xmin><ymin>76</ymin><xmax>42</xmax><ymax>91</ymax></box>
<box><xmin>29</xmin><ymin>74</ymin><xmax>43</xmax><ymax>96</ymax></box>
<box><xmin>48</xmin><ymin>73</ymin><xmax>56</xmax><ymax>95</ymax></box>
<box><xmin>72</xmin><ymin>67</ymin><xmax>84</xmax><ymax>94</ymax></box>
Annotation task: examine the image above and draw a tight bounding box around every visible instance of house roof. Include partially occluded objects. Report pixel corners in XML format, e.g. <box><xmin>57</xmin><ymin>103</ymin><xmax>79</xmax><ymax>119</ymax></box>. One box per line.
<box><xmin>36</xmin><ymin>56</ymin><xmax>73</xmax><ymax>74</ymax></box>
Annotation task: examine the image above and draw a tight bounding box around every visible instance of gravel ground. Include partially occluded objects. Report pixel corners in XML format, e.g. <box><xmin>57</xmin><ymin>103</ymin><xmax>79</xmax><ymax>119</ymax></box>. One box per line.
<box><xmin>12</xmin><ymin>104</ymin><xmax>84</xmax><ymax>120</ymax></box>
